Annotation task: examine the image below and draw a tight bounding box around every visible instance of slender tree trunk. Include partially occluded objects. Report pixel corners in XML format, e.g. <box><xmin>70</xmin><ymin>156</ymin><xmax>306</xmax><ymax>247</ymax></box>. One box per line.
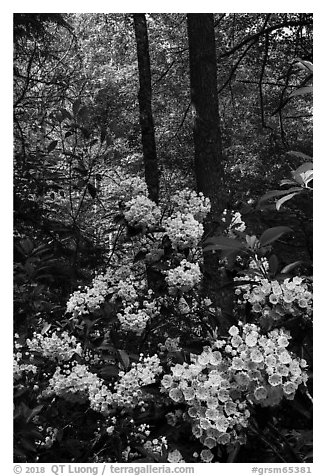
<box><xmin>187</xmin><ymin>13</ymin><xmax>234</xmax><ymax>331</ymax></box>
<box><xmin>133</xmin><ymin>13</ymin><xmax>159</xmax><ymax>204</ymax></box>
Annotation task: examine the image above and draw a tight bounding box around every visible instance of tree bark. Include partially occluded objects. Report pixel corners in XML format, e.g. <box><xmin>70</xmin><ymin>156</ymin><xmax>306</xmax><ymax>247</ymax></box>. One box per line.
<box><xmin>133</xmin><ymin>13</ymin><xmax>159</xmax><ymax>204</ymax></box>
<box><xmin>187</xmin><ymin>13</ymin><xmax>234</xmax><ymax>331</ymax></box>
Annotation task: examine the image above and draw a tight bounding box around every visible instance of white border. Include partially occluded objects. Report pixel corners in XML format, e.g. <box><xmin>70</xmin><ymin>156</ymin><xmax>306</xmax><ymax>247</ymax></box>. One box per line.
<box><xmin>2</xmin><ymin>5</ymin><xmax>323</xmax><ymax>475</ymax></box>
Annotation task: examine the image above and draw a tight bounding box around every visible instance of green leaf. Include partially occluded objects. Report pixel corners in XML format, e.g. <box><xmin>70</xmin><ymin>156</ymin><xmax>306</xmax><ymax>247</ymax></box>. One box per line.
<box><xmin>59</xmin><ymin>108</ymin><xmax>72</xmax><ymax>121</ymax></box>
<box><xmin>268</xmin><ymin>254</ymin><xmax>279</xmax><ymax>276</ymax></box>
<box><xmin>286</xmin><ymin>151</ymin><xmax>312</xmax><ymax>162</ymax></box>
<box><xmin>259</xmin><ymin>187</ymin><xmax>301</xmax><ymax>205</ymax></box>
<box><xmin>20</xmin><ymin>438</ymin><xmax>37</xmax><ymax>452</ymax></box>
<box><xmin>292</xmin><ymin>162</ymin><xmax>313</xmax><ymax>185</ymax></box>
<box><xmin>41</xmin><ymin>322</ymin><xmax>51</xmax><ymax>334</ymax></box>
<box><xmin>102</xmin><ymin>302</ymin><xmax>115</xmax><ymax>320</ymax></box>
<box><xmin>87</xmin><ymin>183</ymin><xmax>97</xmax><ymax>198</ymax></box>
<box><xmin>276</xmin><ymin>192</ymin><xmax>299</xmax><ymax>210</ymax></box>
<box><xmin>289</xmin><ymin>86</ymin><xmax>313</xmax><ymax>98</ymax></box>
<box><xmin>279</xmin><ymin>180</ymin><xmax>298</xmax><ymax>187</ymax></box>
<box><xmin>98</xmin><ymin>365</ymin><xmax>120</xmax><ymax>378</ymax></box>
<box><xmin>134</xmin><ymin>250</ymin><xmax>148</xmax><ymax>263</ymax></box>
<box><xmin>293</xmin><ymin>58</ymin><xmax>313</xmax><ymax>73</ymax></box>
<box><xmin>72</xmin><ymin>98</ymin><xmax>81</xmax><ymax>116</ymax></box>
<box><xmin>19</xmin><ymin>238</ymin><xmax>34</xmax><ymax>255</ymax></box>
<box><xmin>117</xmin><ymin>349</ymin><xmax>130</xmax><ymax>370</ymax></box>
<box><xmin>280</xmin><ymin>261</ymin><xmax>302</xmax><ymax>274</ymax></box>
<box><xmin>26</xmin><ymin>404</ymin><xmax>44</xmax><ymax>423</ymax></box>
<box><xmin>259</xmin><ymin>227</ymin><xmax>292</xmax><ymax>246</ymax></box>
<box><xmin>141</xmin><ymin>383</ymin><xmax>161</xmax><ymax>396</ymax></box>
<box><xmin>203</xmin><ymin>236</ymin><xmax>244</xmax><ymax>252</ymax></box>
<box><xmin>77</xmin><ymin>105</ymin><xmax>89</xmax><ymax>121</ymax></box>
<box><xmin>47</xmin><ymin>140</ymin><xmax>58</xmax><ymax>153</ymax></box>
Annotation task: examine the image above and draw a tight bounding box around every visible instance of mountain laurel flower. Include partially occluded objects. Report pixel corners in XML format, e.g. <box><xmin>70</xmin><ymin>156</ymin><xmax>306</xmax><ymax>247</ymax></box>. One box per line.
<box><xmin>165</xmin><ymin>212</ymin><xmax>204</xmax><ymax>250</ymax></box>
<box><xmin>101</xmin><ymin>168</ymin><xmax>148</xmax><ymax>203</ymax></box>
<box><xmin>170</xmin><ymin>189</ymin><xmax>211</xmax><ymax>223</ymax></box>
<box><xmin>14</xmin><ymin>352</ymin><xmax>37</xmax><ymax>379</ymax></box>
<box><xmin>237</xmin><ymin>276</ymin><xmax>312</xmax><ymax>319</ymax></box>
<box><xmin>124</xmin><ymin>195</ymin><xmax>161</xmax><ymax>230</ymax></box>
<box><xmin>167</xmin><ymin>449</ymin><xmax>185</xmax><ymax>463</ymax></box>
<box><xmin>26</xmin><ymin>331</ymin><xmax>82</xmax><ymax>362</ymax></box>
<box><xmin>200</xmin><ymin>449</ymin><xmax>214</xmax><ymax>462</ymax></box>
<box><xmin>253</xmin><ymin>386</ymin><xmax>268</xmax><ymax>401</ymax></box>
<box><xmin>166</xmin><ymin>260</ymin><xmax>202</xmax><ymax>293</ymax></box>
<box><xmin>117</xmin><ymin>306</ymin><xmax>150</xmax><ymax>335</ymax></box>
<box><xmin>161</xmin><ymin>322</ymin><xmax>308</xmax><ymax>447</ymax></box>
<box><xmin>268</xmin><ymin>373</ymin><xmax>282</xmax><ymax>386</ymax></box>
<box><xmin>221</xmin><ymin>209</ymin><xmax>246</xmax><ymax>237</ymax></box>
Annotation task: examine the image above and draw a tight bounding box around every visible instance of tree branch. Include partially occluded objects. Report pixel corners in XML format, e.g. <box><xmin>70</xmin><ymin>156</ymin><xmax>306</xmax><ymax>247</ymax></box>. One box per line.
<box><xmin>218</xmin><ymin>18</ymin><xmax>312</xmax><ymax>59</ymax></box>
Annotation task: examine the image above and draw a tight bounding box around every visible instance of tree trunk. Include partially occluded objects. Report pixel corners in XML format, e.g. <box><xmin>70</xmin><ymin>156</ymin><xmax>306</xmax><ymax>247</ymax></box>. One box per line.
<box><xmin>187</xmin><ymin>13</ymin><xmax>234</xmax><ymax>331</ymax></box>
<box><xmin>133</xmin><ymin>13</ymin><xmax>159</xmax><ymax>204</ymax></box>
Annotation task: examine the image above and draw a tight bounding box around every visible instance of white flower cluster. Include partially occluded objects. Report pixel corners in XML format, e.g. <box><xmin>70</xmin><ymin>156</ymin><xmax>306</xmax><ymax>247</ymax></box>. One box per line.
<box><xmin>117</xmin><ymin>294</ymin><xmax>160</xmax><ymax>335</ymax></box>
<box><xmin>42</xmin><ymin>363</ymin><xmax>101</xmax><ymax>403</ymax></box>
<box><xmin>14</xmin><ymin>348</ymin><xmax>37</xmax><ymax>380</ymax></box>
<box><xmin>42</xmin><ymin>355</ymin><xmax>162</xmax><ymax>413</ymax></box>
<box><xmin>165</xmin><ymin>212</ymin><xmax>204</xmax><ymax>250</ymax></box>
<box><xmin>143</xmin><ymin>436</ymin><xmax>168</xmax><ymax>459</ymax></box>
<box><xmin>37</xmin><ymin>427</ymin><xmax>59</xmax><ymax>449</ymax></box>
<box><xmin>159</xmin><ymin>337</ymin><xmax>181</xmax><ymax>353</ymax></box>
<box><xmin>225</xmin><ymin>324</ymin><xmax>308</xmax><ymax>406</ymax></box>
<box><xmin>124</xmin><ymin>195</ymin><xmax>161</xmax><ymax>230</ymax></box>
<box><xmin>66</xmin><ymin>270</ymin><xmax>113</xmax><ymax>317</ymax></box>
<box><xmin>110</xmin><ymin>277</ymin><xmax>144</xmax><ymax>303</ymax></box>
<box><xmin>161</xmin><ymin>323</ymin><xmax>308</xmax><ymax>451</ymax></box>
<box><xmin>66</xmin><ymin>266</ymin><xmax>143</xmax><ymax>317</ymax></box>
<box><xmin>249</xmin><ymin>257</ymin><xmax>269</xmax><ymax>273</ymax></box>
<box><xmin>117</xmin><ymin>305</ymin><xmax>150</xmax><ymax>335</ymax></box>
<box><xmin>236</xmin><ymin>276</ymin><xmax>313</xmax><ymax>319</ymax></box>
<box><xmin>101</xmin><ymin>169</ymin><xmax>148</xmax><ymax>202</ymax></box>
<box><xmin>113</xmin><ymin>354</ymin><xmax>162</xmax><ymax>408</ymax></box>
<box><xmin>167</xmin><ymin>449</ymin><xmax>185</xmax><ymax>463</ymax></box>
<box><xmin>26</xmin><ymin>331</ymin><xmax>82</xmax><ymax>362</ymax></box>
<box><xmin>222</xmin><ymin>209</ymin><xmax>246</xmax><ymax>238</ymax></box>
<box><xmin>14</xmin><ymin>335</ymin><xmax>38</xmax><ymax>379</ymax></box>
<box><xmin>166</xmin><ymin>260</ymin><xmax>202</xmax><ymax>293</ymax></box>
<box><xmin>144</xmin><ymin>242</ymin><xmax>165</xmax><ymax>264</ymax></box>
<box><xmin>171</xmin><ymin>189</ymin><xmax>211</xmax><ymax>223</ymax></box>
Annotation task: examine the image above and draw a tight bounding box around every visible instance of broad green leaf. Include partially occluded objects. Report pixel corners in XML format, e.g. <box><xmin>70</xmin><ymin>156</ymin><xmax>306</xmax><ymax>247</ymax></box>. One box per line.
<box><xmin>292</xmin><ymin>162</ymin><xmax>313</xmax><ymax>186</ymax></box>
<box><xmin>268</xmin><ymin>254</ymin><xmax>279</xmax><ymax>275</ymax></box>
<box><xmin>294</xmin><ymin>59</ymin><xmax>313</xmax><ymax>73</ymax></box>
<box><xmin>26</xmin><ymin>404</ymin><xmax>44</xmax><ymax>423</ymax></box>
<box><xmin>203</xmin><ymin>236</ymin><xmax>243</xmax><ymax>252</ymax></box>
<box><xmin>59</xmin><ymin>107</ymin><xmax>72</xmax><ymax>120</ymax></box>
<box><xmin>19</xmin><ymin>238</ymin><xmax>34</xmax><ymax>255</ymax></box>
<box><xmin>245</xmin><ymin>235</ymin><xmax>258</xmax><ymax>249</ymax></box>
<box><xmin>47</xmin><ymin>140</ymin><xmax>58</xmax><ymax>153</ymax></box>
<box><xmin>20</xmin><ymin>438</ymin><xmax>37</xmax><ymax>452</ymax></box>
<box><xmin>87</xmin><ymin>183</ymin><xmax>97</xmax><ymax>198</ymax></box>
<box><xmin>98</xmin><ymin>365</ymin><xmax>120</xmax><ymax>378</ymax></box>
<box><xmin>276</xmin><ymin>192</ymin><xmax>299</xmax><ymax>210</ymax></box>
<box><xmin>117</xmin><ymin>349</ymin><xmax>130</xmax><ymax>370</ymax></box>
<box><xmin>280</xmin><ymin>261</ymin><xmax>302</xmax><ymax>274</ymax></box>
<box><xmin>293</xmin><ymin>162</ymin><xmax>313</xmax><ymax>175</ymax></box>
<box><xmin>259</xmin><ymin>226</ymin><xmax>292</xmax><ymax>246</ymax></box>
<box><xmin>258</xmin><ymin>187</ymin><xmax>300</xmax><ymax>205</ymax></box>
<box><xmin>279</xmin><ymin>179</ymin><xmax>298</xmax><ymax>187</ymax></box>
<box><xmin>72</xmin><ymin>98</ymin><xmax>81</xmax><ymax>116</ymax></box>
<box><xmin>289</xmin><ymin>86</ymin><xmax>313</xmax><ymax>98</ymax></box>
<box><xmin>286</xmin><ymin>151</ymin><xmax>312</xmax><ymax>162</ymax></box>
<box><xmin>41</xmin><ymin>322</ymin><xmax>51</xmax><ymax>334</ymax></box>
